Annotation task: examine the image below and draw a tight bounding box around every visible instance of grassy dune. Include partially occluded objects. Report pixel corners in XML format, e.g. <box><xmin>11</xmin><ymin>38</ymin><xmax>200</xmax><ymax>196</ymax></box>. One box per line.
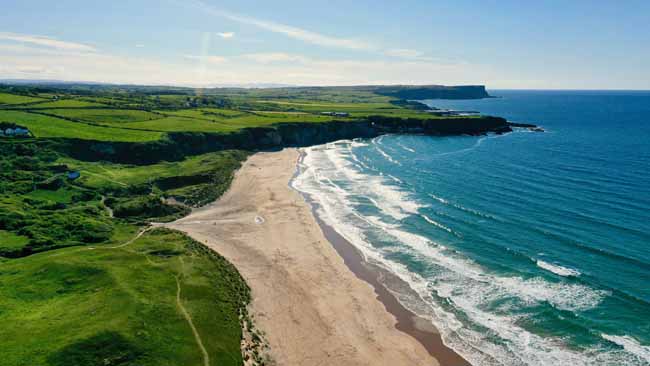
<box><xmin>61</xmin><ymin>150</ymin><xmax>248</xmax><ymax>190</ymax></box>
<box><xmin>0</xmin><ymin>227</ymin><xmax>249</xmax><ymax>366</ymax></box>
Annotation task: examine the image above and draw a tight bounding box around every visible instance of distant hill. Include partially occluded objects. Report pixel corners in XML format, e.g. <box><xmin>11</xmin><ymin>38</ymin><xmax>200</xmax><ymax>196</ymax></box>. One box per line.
<box><xmin>371</xmin><ymin>85</ymin><xmax>491</xmax><ymax>100</ymax></box>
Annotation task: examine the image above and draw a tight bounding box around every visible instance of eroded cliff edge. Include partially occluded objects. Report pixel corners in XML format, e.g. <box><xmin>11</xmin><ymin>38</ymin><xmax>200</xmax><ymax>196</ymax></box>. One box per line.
<box><xmin>55</xmin><ymin>116</ymin><xmax>513</xmax><ymax>164</ymax></box>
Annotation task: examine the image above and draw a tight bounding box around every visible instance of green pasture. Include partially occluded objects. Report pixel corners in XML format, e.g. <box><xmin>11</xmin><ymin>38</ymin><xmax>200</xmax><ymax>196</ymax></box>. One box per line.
<box><xmin>0</xmin><ymin>110</ymin><xmax>163</xmax><ymax>141</ymax></box>
<box><xmin>0</xmin><ymin>227</ymin><xmax>248</xmax><ymax>366</ymax></box>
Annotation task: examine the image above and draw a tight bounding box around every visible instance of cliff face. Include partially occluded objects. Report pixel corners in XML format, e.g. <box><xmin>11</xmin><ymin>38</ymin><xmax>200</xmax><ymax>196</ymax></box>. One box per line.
<box><xmin>373</xmin><ymin>85</ymin><xmax>491</xmax><ymax>100</ymax></box>
<box><xmin>58</xmin><ymin>116</ymin><xmax>509</xmax><ymax>165</ymax></box>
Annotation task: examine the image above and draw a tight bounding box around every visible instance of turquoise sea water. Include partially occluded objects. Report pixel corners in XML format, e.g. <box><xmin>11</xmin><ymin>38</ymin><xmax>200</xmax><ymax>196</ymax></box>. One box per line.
<box><xmin>292</xmin><ymin>90</ymin><xmax>650</xmax><ymax>365</ymax></box>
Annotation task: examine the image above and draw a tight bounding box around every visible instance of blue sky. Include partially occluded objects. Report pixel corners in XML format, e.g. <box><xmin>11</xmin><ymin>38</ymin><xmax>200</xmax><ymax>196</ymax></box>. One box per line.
<box><xmin>1</xmin><ymin>0</ymin><xmax>649</xmax><ymax>88</ymax></box>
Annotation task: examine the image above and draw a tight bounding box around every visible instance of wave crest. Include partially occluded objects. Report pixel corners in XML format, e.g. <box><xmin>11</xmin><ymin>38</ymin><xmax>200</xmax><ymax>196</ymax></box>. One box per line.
<box><xmin>536</xmin><ymin>260</ymin><xmax>581</xmax><ymax>277</ymax></box>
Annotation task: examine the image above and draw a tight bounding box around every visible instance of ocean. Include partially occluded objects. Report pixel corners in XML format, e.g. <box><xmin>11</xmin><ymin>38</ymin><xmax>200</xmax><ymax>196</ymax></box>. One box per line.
<box><xmin>292</xmin><ymin>90</ymin><xmax>650</xmax><ymax>366</ymax></box>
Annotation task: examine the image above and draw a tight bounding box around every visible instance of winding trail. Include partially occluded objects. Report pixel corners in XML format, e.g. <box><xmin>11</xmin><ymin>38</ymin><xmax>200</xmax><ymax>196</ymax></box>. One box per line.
<box><xmin>42</xmin><ymin>224</ymin><xmax>211</xmax><ymax>364</ymax></box>
<box><xmin>100</xmin><ymin>195</ymin><xmax>114</xmax><ymax>218</ymax></box>
<box><xmin>109</xmin><ymin>226</ymin><xmax>151</xmax><ymax>249</ymax></box>
<box><xmin>82</xmin><ymin>170</ymin><xmax>128</xmax><ymax>187</ymax></box>
<box><xmin>176</xmin><ymin>257</ymin><xmax>210</xmax><ymax>366</ymax></box>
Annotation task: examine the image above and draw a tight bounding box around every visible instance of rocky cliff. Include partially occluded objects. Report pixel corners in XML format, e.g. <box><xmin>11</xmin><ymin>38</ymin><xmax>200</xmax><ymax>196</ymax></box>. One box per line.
<box><xmin>57</xmin><ymin>116</ymin><xmax>510</xmax><ymax>165</ymax></box>
<box><xmin>373</xmin><ymin>85</ymin><xmax>491</xmax><ymax>100</ymax></box>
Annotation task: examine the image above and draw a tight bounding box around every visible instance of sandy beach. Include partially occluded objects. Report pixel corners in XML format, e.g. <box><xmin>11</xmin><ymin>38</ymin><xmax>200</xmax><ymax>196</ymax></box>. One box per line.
<box><xmin>166</xmin><ymin>148</ymin><xmax>463</xmax><ymax>365</ymax></box>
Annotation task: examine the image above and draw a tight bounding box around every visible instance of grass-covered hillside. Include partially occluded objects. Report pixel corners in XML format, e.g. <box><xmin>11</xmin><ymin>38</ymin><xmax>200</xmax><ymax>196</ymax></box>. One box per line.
<box><xmin>0</xmin><ymin>84</ymin><xmax>482</xmax><ymax>142</ymax></box>
<box><xmin>0</xmin><ymin>83</ymin><xmax>496</xmax><ymax>366</ymax></box>
<box><xmin>0</xmin><ymin>138</ymin><xmax>254</xmax><ymax>365</ymax></box>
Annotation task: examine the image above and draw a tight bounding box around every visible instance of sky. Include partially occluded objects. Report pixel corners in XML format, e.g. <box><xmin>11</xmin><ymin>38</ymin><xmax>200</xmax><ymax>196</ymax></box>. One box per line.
<box><xmin>1</xmin><ymin>0</ymin><xmax>649</xmax><ymax>89</ymax></box>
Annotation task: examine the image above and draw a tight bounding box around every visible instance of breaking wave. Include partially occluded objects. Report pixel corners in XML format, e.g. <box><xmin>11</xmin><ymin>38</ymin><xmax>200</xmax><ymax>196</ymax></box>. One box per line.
<box><xmin>536</xmin><ymin>260</ymin><xmax>581</xmax><ymax>277</ymax></box>
<box><xmin>288</xmin><ymin>140</ymin><xmax>650</xmax><ymax>366</ymax></box>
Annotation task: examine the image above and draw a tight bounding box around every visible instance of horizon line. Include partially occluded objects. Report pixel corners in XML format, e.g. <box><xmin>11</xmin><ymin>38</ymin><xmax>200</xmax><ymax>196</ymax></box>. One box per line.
<box><xmin>1</xmin><ymin>78</ymin><xmax>649</xmax><ymax>92</ymax></box>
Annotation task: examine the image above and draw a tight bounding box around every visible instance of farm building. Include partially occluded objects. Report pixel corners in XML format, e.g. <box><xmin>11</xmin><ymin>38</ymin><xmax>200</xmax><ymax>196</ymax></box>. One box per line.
<box><xmin>320</xmin><ymin>112</ymin><xmax>350</xmax><ymax>117</ymax></box>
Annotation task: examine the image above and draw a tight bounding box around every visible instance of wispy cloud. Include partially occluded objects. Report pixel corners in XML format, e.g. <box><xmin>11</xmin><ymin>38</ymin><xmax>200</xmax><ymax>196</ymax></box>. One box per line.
<box><xmin>242</xmin><ymin>52</ymin><xmax>308</xmax><ymax>64</ymax></box>
<box><xmin>217</xmin><ymin>32</ymin><xmax>235</xmax><ymax>39</ymax></box>
<box><xmin>0</xmin><ymin>30</ymin><xmax>488</xmax><ymax>87</ymax></box>
<box><xmin>1</xmin><ymin>46</ymin><xmax>493</xmax><ymax>87</ymax></box>
<box><xmin>180</xmin><ymin>1</ymin><xmax>441</xmax><ymax>61</ymax></box>
<box><xmin>385</xmin><ymin>48</ymin><xmax>423</xmax><ymax>59</ymax></box>
<box><xmin>184</xmin><ymin>55</ymin><xmax>228</xmax><ymax>63</ymax></box>
<box><xmin>185</xmin><ymin>0</ymin><xmax>373</xmax><ymax>50</ymax></box>
<box><xmin>0</xmin><ymin>32</ymin><xmax>96</xmax><ymax>52</ymax></box>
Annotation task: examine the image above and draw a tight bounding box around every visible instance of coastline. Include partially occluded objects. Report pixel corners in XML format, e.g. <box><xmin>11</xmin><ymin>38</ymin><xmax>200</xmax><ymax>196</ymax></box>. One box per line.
<box><xmin>165</xmin><ymin>148</ymin><xmax>455</xmax><ymax>365</ymax></box>
<box><xmin>291</xmin><ymin>151</ymin><xmax>470</xmax><ymax>366</ymax></box>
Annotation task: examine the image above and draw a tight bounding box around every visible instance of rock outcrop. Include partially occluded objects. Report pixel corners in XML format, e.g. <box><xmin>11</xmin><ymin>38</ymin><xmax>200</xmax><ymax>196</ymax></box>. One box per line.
<box><xmin>373</xmin><ymin>85</ymin><xmax>491</xmax><ymax>100</ymax></box>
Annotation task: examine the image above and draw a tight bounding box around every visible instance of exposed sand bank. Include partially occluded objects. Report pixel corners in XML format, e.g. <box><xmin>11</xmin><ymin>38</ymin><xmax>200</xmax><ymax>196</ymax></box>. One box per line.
<box><xmin>166</xmin><ymin>148</ymin><xmax>464</xmax><ymax>365</ymax></box>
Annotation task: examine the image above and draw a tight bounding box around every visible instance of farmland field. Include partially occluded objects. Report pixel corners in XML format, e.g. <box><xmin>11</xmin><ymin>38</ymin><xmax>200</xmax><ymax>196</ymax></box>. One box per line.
<box><xmin>18</xmin><ymin>99</ymin><xmax>109</xmax><ymax>108</ymax></box>
<box><xmin>40</xmin><ymin>108</ymin><xmax>164</xmax><ymax>123</ymax></box>
<box><xmin>0</xmin><ymin>92</ymin><xmax>45</xmax><ymax>105</ymax></box>
<box><xmin>0</xmin><ymin>110</ymin><xmax>164</xmax><ymax>141</ymax></box>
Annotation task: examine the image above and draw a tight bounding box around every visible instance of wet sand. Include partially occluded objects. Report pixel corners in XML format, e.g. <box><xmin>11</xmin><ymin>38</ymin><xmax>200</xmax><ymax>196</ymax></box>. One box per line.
<box><xmin>166</xmin><ymin>148</ymin><xmax>469</xmax><ymax>366</ymax></box>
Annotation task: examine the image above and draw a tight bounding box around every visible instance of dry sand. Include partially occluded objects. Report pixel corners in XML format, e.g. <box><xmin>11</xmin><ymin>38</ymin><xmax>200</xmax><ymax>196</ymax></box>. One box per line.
<box><xmin>166</xmin><ymin>148</ymin><xmax>444</xmax><ymax>366</ymax></box>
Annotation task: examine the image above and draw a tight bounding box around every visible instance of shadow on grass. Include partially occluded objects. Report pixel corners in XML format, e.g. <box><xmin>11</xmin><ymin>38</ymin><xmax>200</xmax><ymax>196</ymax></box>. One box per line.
<box><xmin>47</xmin><ymin>331</ymin><xmax>144</xmax><ymax>366</ymax></box>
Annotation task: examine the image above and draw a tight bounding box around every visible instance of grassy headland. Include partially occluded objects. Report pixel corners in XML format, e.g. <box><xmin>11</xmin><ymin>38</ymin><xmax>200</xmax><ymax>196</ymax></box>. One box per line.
<box><xmin>0</xmin><ymin>83</ymin><xmax>501</xmax><ymax>365</ymax></box>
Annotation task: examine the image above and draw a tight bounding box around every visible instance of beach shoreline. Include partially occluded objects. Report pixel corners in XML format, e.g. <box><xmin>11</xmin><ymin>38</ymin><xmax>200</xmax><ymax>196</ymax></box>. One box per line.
<box><xmin>166</xmin><ymin>148</ymin><xmax>466</xmax><ymax>365</ymax></box>
<box><xmin>291</xmin><ymin>150</ymin><xmax>471</xmax><ymax>366</ymax></box>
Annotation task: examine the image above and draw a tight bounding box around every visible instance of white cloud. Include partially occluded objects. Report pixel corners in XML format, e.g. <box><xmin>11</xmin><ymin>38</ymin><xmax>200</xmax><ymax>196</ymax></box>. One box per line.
<box><xmin>217</xmin><ymin>32</ymin><xmax>235</xmax><ymax>39</ymax></box>
<box><xmin>0</xmin><ymin>32</ymin><xmax>96</xmax><ymax>52</ymax></box>
<box><xmin>179</xmin><ymin>2</ymin><xmax>443</xmax><ymax>63</ymax></box>
<box><xmin>0</xmin><ymin>44</ymin><xmax>491</xmax><ymax>87</ymax></box>
<box><xmin>243</xmin><ymin>52</ymin><xmax>308</xmax><ymax>64</ymax></box>
<box><xmin>184</xmin><ymin>55</ymin><xmax>228</xmax><ymax>63</ymax></box>
<box><xmin>135</xmin><ymin>44</ymin><xmax>145</xmax><ymax>48</ymax></box>
<box><xmin>385</xmin><ymin>48</ymin><xmax>423</xmax><ymax>59</ymax></box>
<box><xmin>0</xmin><ymin>31</ymin><xmax>494</xmax><ymax>87</ymax></box>
<box><xmin>185</xmin><ymin>0</ymin><xmax>373</xmax><ymax>50</ymax></box>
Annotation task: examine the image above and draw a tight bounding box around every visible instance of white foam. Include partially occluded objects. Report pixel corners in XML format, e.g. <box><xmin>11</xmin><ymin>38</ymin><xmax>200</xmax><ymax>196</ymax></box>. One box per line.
<box><xmin>291</xmin><ymin>141</ymin><xmax>642</xmax><ymax>366</ymax></box>
<box><xmin>375</xmin><ymin>145</ymin><xmax>402</xmax><ymax>165</ymax></box>
<box><xmin>301</xmin><ymin>142</ymin><xmax>421</xmax><ymax>220</ymax></box>
<box><xmin>397</xmin><ymin>142</ymin><xmax>416</xmax><ymax>153</ymax></box>
<box><xmin>428</xmin><ymin>193</ymin><xmax>501</xmax><ymax>221</ymax></box>
<box><xmin>428</xmin><ymin>193</ymin><xmax>450</xmax><ymax>205</ymax></box>
<box><xmin>387</xmin><ymin>174</ymin><xmax>403</xmax><ymax>184</ymax></box>
<box><xmin>351</xmin><ymin>139</ymin><xmax>369</xmax><ymax>147</ymax></box>
<box><xmin>537</xmin><ymin>260</ymin><xmax>581</xmax><ymax>277</ymax></box>
<box><xmin>602</xmin><ymin>334</ymin><xmax>650</xmax><ymax>363</ymax></box>
<box><xmin>431</xmin><ymin>136</ymin><xmax>488</xmax><ymax>158</ymax></box>
<box><xmin>421</xmin><ymin>214</ymin><xmax>460</xmax><ymax>237</ymax></box>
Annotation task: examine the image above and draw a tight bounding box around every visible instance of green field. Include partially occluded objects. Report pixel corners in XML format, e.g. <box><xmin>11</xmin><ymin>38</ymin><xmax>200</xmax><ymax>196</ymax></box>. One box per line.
<box><xmin>0</xmin><ymin>134</ymin><xmax>254</xmax><ymax>365</ymax></box>
<box><xmin>18</xmin><ymin>99</ymin><xmax>109</xmax><ymax>109</ymax></box>
<box><xmin>0</xmin><ymin>84</ymin><xmax>463</xmax><ymax>142</ymax></box>
<box><xmin>41</xmin><ymin>108</ymin><xmax>163</xmax><ymax>123</ymax></box>
<box><xmin>61</xmin><ymin>150</ymin><xmax>247</xmax><ymax>190</ymax></box>
<box><xmin>0</xmin><ymin>227</ymin><xmax>249</xmax><ymax>366</ymax></box>
<box><xmin>0</xmin><ymin>230</ymin><xmax>30</xmax><ymax>252</ymax></box>
<box><xmin>97</xmin><ymin>113</ymin><xmax>334</xmax><ymax>133</ymax></box>
<box><xmin>0</xmin><ymin>92</ymin><xmax>45</xmax><ymax>105</ymax></box>
<box><xmin>0</xmin><ymin>110</ymin><xmax>163</xmax><ymax>141</ymax></box>
<box><xmin>24</xmin><ymin>187</ymin><xmax>78</xmax><ymax>204</ymax></box>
